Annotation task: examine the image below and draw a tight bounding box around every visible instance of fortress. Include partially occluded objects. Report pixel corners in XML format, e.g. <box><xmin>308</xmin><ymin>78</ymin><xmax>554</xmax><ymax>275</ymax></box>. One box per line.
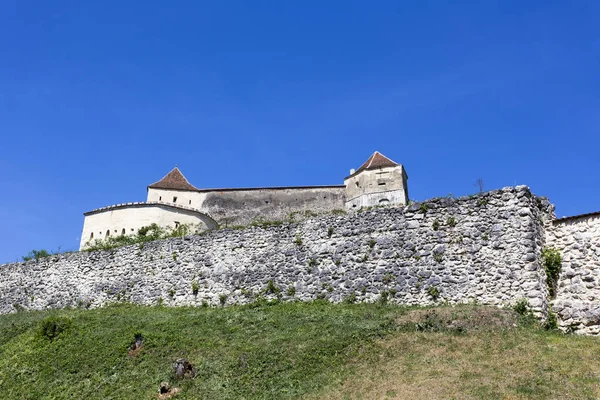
<box><xmin>80</xmin><ymin>151</ymin><xmax>409</xmax><ymax>250</ymax></box>
<box><xmin>2</xmin><ymin>151</ymin><xmax>600</xmax><ymax>335</ymax></box>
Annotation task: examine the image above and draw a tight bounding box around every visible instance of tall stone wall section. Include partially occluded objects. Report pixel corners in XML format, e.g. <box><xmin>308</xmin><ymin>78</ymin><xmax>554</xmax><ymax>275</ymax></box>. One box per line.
<box><xmin>0</xmin><ymin>186</ymin><xmax>551</xmax><ymax>316</ymax></box>
<box><xmin>201</xmin><ymin>186</ymin><xmax>346</xmax><ymax>227</ymax></box>
<box><xmin>547</xmin><ymin>214</ymin><xmax>600</xmax><ymax>334</ymax></box>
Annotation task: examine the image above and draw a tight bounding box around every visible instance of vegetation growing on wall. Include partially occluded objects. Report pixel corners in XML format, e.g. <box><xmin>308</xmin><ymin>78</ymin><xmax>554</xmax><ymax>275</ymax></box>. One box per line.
<box><xmin>22</xmin><ymin>249</ymin><xmax>51</xmax><ymax>262</ymax></box>
<box><xmin>84</xmin><ymin>223</ymin><xmax>203</xmax><ymax>252</ymax></box>
<box><xmin>542</xmin><ymin>247</ymin><xmax>562</xmax><ymax>297</ymax></box>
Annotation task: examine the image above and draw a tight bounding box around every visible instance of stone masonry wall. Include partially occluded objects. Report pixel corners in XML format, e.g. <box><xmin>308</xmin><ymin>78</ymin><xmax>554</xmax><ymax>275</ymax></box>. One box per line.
<box><xmin>547</xmin><ymin>214</ymin><xmax>600</xmax><ymax>334</ymax></box>
<box><xmin>0</xmin><ymin>186</ymin><xmax>551</xmax><ymax>317</ymax></box>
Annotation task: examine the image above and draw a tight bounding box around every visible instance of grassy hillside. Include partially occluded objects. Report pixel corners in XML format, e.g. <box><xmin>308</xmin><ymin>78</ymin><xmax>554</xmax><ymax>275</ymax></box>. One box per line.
<box><xmin>0</xmin><ymin>302</ymin><xmax>599</xmax><ymax>399</ymax></box>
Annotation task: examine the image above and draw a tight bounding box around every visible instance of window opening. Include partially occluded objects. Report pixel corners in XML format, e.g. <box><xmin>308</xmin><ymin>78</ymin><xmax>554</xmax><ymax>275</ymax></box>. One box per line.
<box><xmin>173</xmin><ymin>196</ymin><xmax>178</xmax><ymax>203</ymax></box>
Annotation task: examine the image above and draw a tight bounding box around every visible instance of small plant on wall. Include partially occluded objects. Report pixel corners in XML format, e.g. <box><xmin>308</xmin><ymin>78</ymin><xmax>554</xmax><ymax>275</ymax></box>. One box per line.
<box><xmin>427</xmin><ymin>286</ymin><xmax>440</xmax><ymax>300</ymax></box>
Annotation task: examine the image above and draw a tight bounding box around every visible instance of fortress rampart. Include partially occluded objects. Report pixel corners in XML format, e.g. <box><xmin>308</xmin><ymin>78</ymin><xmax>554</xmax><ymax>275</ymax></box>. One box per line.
<box><xmin>546</xmin><ymin>212</ymin><xmax>600</xmax><ymax>334</ymax></box>
<box><xmin>2</xmin><ymin>187</ymin><xmax>561</xmax><ymax>325</ymax></box>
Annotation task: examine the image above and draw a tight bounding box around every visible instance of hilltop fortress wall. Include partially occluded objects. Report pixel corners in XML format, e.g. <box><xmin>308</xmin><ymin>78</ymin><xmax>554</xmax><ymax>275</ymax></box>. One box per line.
<box><xmin>1</xmin><ymin>187</ymin><xmax>557</xmax><ymax>323</ymax></box>
<box><xmin>546</xmin><ymin>213</ymin><xmax>600</xmax><ymax>334</ymax></box>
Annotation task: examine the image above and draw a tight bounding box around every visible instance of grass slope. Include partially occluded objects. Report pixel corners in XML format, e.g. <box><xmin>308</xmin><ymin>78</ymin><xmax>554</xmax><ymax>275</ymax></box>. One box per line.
<box><xmin>0</xmin><ymin>303</ymin><xmax>598</xmax><ymax>399</ymax></box>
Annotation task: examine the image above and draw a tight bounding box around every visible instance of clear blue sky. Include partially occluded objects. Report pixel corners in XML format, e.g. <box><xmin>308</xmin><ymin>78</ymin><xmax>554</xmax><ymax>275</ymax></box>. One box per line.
<box><xmin>1</xmin><ymin>1</ymin><xmax>599</xmax><ymax>263</ymax></box>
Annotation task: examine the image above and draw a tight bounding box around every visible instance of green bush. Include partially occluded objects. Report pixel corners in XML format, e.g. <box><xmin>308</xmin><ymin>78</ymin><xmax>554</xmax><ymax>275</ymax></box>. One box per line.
<box><xmin>513</xmin><ymin>298</ymin><xmax>530</xmax><ymax>316</ymax></box>
<box><xmin>542</xmin><ymin>247</ymin><xmax>562</xmax><ymax>297</ymax></box>
<box><xmin>38</xmin><ymin>316</ymin><xmax>71</xmax><ymax>341</ymax></box>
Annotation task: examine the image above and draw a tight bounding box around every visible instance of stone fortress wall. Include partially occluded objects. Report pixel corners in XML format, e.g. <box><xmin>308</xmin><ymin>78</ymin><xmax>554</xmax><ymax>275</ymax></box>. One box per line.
<box><xmin>1</xmin><ymin>187</ymin><xmax>556</xmax><ymax>323</ymax></box>
<box><xmin>546</xmin><ymin>212</ymin><xmax>600</xmax><ymax>334</ymax></box>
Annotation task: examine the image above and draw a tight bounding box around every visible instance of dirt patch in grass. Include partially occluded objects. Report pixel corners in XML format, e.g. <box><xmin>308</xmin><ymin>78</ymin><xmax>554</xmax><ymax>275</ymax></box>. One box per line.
<box><xmin>395</xmin><ymin>305</ymin><xmax>519</xmax><ymax>333</ymax></box>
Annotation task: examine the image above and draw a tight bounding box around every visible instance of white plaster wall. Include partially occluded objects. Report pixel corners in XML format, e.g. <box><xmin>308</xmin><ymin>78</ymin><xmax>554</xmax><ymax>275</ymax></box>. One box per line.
<box><xmin>80</xmin><ymin>204</ymin><xmax>211</xmax><ymax>250</ymax></box>
<box><xmin>345</xmin><ymin>189</ymin><xmax>407</xmax><ymax>209</ymax></box>
<box><xmin>344</xmin><ymin>166</ymin><xmax>408</xmax><ymax>208</ymax></box>
<box><xmin>146</xmin><ymin>188</ymin><xmax>207</xmax><ymax>209</ymax></box>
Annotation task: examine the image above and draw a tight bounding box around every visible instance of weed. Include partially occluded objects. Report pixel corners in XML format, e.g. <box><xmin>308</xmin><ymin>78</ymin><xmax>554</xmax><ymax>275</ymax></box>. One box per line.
<box><xmin>544</xmin><ymin>307</ymin><xmax>559</xmax><ymax>330</ymax></box>
<box><xmin>447</xmin><ymin>217</ymin><xmax>457</xmax><ymax>227</ymax></box>
<box><xmin>191</xmin><ymin>280</ymin><xmax>199</xmax><ymax>296</ymax></box>
<box><xmin>265</xmin><ymin>280</ymin><xmax>280</xmax><ymax>295</ymax></box>
<box><xmin>419</xmin><ymin>203</ymin><xmax>428</xmax><ymax>213</ymax></box>
<box><xmin>379</xmin><ymin>291</ymin><xmax>390</xmax><ymax>305</ymax></box>
<box><xmin>168</xmin><ymin>288</ymin><xmax>175</xmax><ymax>299</ymax></box>
<box><xmin>427</xmin><ymin>286</ymin><xmax>440</xmax><ymax>300</ymax></box>
<box><xmin>294</xmin><ymin>235</ymin><xmax>303</xmax><ymax>246</ymax></box>
<box><xmin>22</xmin><ymin>249</ymin><xmax>51</xmax><ymax>262</ymax></box>
<box><xmin>327</xmin><ymin>226</ymin><xmax>334</xmax><ymax>237</ymax></box>
<box><xmin>344</xmin><ymin>293</ymin><xmax>356</xmax><ymax>304</ymax></box>
<box><xmin>382</xmin><ymin>273</ymin><xmax>394</xmax><ymax>284</ymax></box>
<box><xmin>433</xmin><ymin>253</ymin><xmax>443</xmax><ymax>263</ymax></box>
<box><xmin>219</xmin><ymin>294</ymin><xmax>228</xmax><ymax>306</ymax></box>
<box><xmin>368</xmin><ymin>239</ymin><xmax>376</xmax><ymax>249</ymax></box>
<box><xmin>287</xmin><ymin>286</ymin><xmax>296</xmax><ymax>296</ymax></box>
<box><xmin>432</xmin><ymin>219</ymin><xmax>440</xmax><ymax>231</ymax></box>
<box><xmin>513</xmin><ymin>298</ymin><xmax>530</xmax><ymax>316</ymax></box>
<box><xmin>308</xmin><ymin>258</ymin><xmax>318</xmax><ymax>267</ymax></box>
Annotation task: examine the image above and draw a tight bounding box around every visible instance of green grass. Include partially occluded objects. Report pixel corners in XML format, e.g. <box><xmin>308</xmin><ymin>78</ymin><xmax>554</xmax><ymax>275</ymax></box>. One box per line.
<box><xmin>0</xmin><ymin>303</ymin><xmax>599</xmax><ymax>399</ymax></box>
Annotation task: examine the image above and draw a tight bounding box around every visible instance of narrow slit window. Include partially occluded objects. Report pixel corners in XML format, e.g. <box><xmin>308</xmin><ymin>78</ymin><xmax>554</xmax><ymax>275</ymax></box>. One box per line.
<box><xmin>189</xmin><ymin>200</ymin><xmax>191</xmax><ymax>205</ymax></box>
<box><xmin>173</xmin><ymin>196</ymin><xmax>178</xmax><ymax>203</ymax></box>
<box><xmin>122</xmin><ymin>228</ymin><xmax>126</xmax><ymax>235</ymax></box>
<box><xmin>159</xmin><ymin>196</ymin><xmax>162</xmax><ymax>201</ymax></box>
<box><xmin>90</xmin><ymin>232</ymin><xmax>94</xmax><ymax>240</ymax></box>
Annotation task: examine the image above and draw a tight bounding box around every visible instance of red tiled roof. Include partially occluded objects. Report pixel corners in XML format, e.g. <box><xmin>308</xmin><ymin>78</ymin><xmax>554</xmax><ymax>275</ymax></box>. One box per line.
<box><xmin>148</xmin><ymin>167</ymin><xmax>199</xmax><ymax>191</ymax></box>
<box><xmin>344</xmin><ymin>152</ymin><xmax>400</xmax><ymax>180</ymax></box>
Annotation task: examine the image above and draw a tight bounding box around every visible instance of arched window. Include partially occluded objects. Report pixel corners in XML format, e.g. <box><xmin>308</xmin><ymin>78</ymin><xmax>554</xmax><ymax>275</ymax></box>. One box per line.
<box><xmin>105</xmin><ymin>230</ymin><xmax>110</xmax><ymax>238</ymax></box>
<box><xmin>379</xmin><ymin>199</ymin><xmax>390</xmax><ymax>205</ymax></box>
<box><xmin>90</xmin><ymin>232</ymin><xmax>94</xmax><ymax>240</ymax></box>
